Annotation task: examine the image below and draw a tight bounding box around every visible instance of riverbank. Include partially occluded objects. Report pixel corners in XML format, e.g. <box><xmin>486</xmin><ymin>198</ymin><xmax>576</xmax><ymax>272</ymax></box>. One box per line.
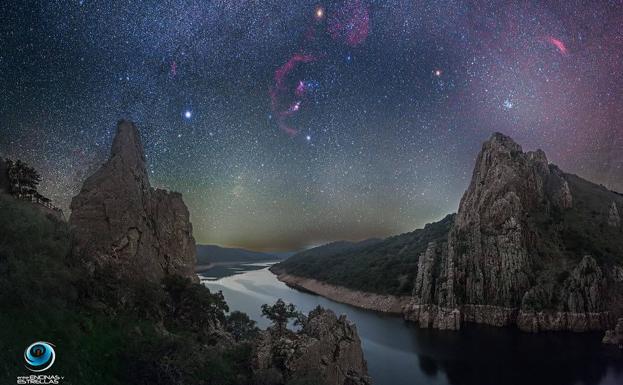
<box><xmin>272</xmin><ymin>270</ymin><xmax>615</xmax><ymax>333</ymax></box>
<box><xmin>272</xmin><ymin>270</ymin><xmax>411</xmax><ymax>314</ymax></box>
<box><xmin>196</xmin><ymin>260</ymin><xmax>277</xmax><ymax>273</ymax></box>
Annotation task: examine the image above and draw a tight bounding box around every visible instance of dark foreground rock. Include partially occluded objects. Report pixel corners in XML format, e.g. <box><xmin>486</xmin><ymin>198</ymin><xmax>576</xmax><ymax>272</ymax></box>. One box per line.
<box><xmin>253</xmin><ymin>307</ymin><xmax>371</xmax><ymax>385</ymax></box>
<box><xmin>603</xmin><ymin>318</ymin><xmax>623</xmax><ymax>345</ymax></box>
<box><xmin>0</xmin><ymin>158</ymin><xmax>9</xmax><ymax>193</ymax></box>
<box><xmin>69</xmin><ymin>120</ymin><xmax>197</xmax><ymax>283</ymax></box>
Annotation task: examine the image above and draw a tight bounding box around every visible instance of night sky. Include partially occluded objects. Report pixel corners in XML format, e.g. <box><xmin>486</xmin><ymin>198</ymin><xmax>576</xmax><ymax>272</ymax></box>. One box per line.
<box><xmin>1</xmin><ymin>1</ymin><xmax>622</xmax><ymax>251</ymax></box>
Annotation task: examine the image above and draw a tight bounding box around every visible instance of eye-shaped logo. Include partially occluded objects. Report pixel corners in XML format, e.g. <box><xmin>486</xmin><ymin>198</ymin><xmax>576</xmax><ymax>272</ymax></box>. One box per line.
<box><xmin>24</xmin><ymin>342</ymin><xmax>56</xmax><ymax>372</ymax></box>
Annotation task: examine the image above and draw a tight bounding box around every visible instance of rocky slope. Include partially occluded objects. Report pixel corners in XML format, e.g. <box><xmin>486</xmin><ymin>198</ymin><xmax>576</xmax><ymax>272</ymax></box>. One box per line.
<box><xmin>69</xmin><ymin>120</ymin><xmax>197</xmax><ymax>283</ymax></box>
<box><xmin>276</xmin><ymin>133</ymin><xmax>623</xmax><ymax>333</ymax></box>
<box><xmin>253</xmin><ymin>307</ymin><xmax>371</xmax><ymax>385</ymax></box>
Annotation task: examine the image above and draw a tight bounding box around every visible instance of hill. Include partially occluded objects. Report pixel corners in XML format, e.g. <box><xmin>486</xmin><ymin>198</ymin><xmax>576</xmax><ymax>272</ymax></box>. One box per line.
<box><xmin>285</xmin><ymin>238</ymin><xmax>383</xmax><ymax>262</ymax></box>
<box><xmin>196</xmin><ymin>244</ymin><xmax>278</xmax><ymax>265</ymax></box>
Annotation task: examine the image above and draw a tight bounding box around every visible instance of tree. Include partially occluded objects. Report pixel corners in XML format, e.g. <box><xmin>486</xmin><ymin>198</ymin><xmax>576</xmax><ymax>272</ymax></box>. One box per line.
<box><xmin>226</xmin><ymin>311</ymin><xmax>258</xmax><ymax>342</ymax></box>
<box><xmin>6</xmin><ymin>159</ymin><xmax>41</xmax><ymax>199</ymax></box>
<box><xmin>261</xmin><ymin>299</ymin><xmax>302</xmax><ymax>332</ymax></box>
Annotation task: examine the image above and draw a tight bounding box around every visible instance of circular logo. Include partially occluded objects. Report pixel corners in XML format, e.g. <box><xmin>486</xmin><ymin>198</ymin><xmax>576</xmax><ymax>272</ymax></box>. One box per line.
<box><xmin>24</xmin><ymin>342</ymin><xmax>56</xmax><ymax>372</ymax></box>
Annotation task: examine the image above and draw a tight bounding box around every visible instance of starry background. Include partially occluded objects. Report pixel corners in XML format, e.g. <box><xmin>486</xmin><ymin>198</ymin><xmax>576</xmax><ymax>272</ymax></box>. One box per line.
<box><xmin>1</xmin><ymin>0</ymin><xmax>621</xmax><ymax>251</ymax></box>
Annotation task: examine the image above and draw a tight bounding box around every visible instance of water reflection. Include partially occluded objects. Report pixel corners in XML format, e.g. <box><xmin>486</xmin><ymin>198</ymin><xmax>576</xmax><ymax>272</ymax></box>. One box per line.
<box><xmin>201</xmin><ymin>263</ymin><xmax>623</xmax><ymax>385</ymax></box>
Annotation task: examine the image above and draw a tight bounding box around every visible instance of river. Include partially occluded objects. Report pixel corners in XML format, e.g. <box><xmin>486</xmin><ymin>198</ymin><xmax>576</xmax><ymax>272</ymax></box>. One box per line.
<box><xmin>200</xmin><ymin>262</ymin><xmax>623</xmax><ymax>385</ymax></box>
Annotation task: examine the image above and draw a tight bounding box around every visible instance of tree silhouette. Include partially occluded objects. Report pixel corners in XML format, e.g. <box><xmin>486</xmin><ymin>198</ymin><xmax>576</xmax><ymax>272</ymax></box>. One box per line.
<box><xmin>226</xmin><ymin>310</ymin><xmax>258</xmax><ymax>342</ymax></box>
<box><xmin>6</xmin><ymin>159</ymin><xmax>42</xmax><ymax>199</ymax></box>
<box><xmin>261</xmin><ymin>298</ymin><xmax>303</xmax><ymax>333</ymax></box>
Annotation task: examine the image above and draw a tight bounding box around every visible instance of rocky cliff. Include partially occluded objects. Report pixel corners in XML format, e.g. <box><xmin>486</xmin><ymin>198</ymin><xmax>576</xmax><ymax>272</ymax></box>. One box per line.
<box><xmin>403</xmin><ymin>133</ymin><xmax>623</xmax><ymax>331</ymax></box>
<box><xmin>69</xmin><ymin>120</ymin><xmax>197</xmax><ymax>283</ymax></box>
<box><xmin>66</xmin><ymin>120</ymin><xmax>369</xmax><ymax>385</ymax></box>
<box><xmin>276</xmin><ymin>133</ymin><xmax>623</xmax><ymax>333</ymax></box>
<box><xmin>253</xmin><ymin>307</ymin><xmax>371</xmax><ymax>385</ymax></box>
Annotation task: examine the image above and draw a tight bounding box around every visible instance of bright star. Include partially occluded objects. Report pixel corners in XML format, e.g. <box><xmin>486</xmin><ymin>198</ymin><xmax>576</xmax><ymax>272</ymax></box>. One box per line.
<box><xmin>306</xmin><ymin>135</ymin><xmax>311</xmax><ymax>141</ymax></box>
<box><xmin>315</xmin><ymin>6</ymin><xmax>325</xmax><ymax>20</ymax></box>
<box><xmin>184</xmin><ymin>110</ymin><xmax>192</xmax><ymax>119</ymax></box>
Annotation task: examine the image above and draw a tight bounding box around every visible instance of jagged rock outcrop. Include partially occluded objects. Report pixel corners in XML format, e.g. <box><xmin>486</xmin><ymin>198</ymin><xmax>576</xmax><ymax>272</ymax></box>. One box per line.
<box><xmin>609</xmin><ymin>201</ymin><xmax>621</xmax><ymax>227</ymax></box>
<box><xmin>69</xmin><ymin>120</ymin><xmax>197</xmax><ymax>283</ymax></box>
<box><xmin>253</xmin><ymin>307</ymin><xmax>371</xmax><ymax>385</ymax></box>
<box><xmin>602</xmin><ymin>318</ymin><xmax>623</xmax><ymax>345</ymax></box>
<box><xmin>403</xmin><ymin>133</ymin><xmax>623</xmax><ymax>332</ymax></box>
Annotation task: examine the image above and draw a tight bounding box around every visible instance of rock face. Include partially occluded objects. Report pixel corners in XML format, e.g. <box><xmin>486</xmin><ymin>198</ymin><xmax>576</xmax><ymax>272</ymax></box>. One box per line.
<box><xmin>69</xmin><ymin>120</ymin><xmax>197</xmax><ymax>283</ymax></box>
<box><xmin>602</xmin><ymin>318</ymin><xmax>623</xmax><ymax>345</ymax></box>
<box><xmin>253</xmin><ymin>307</ymin><xmax>371</xmax><ymax>385</ymax></box>
<box><xmin>0</xmin><ymin>158</ymin><xmax>9</xmax><ymax>193</ymax></box>
<box><xmin>609</xmin><ymin>201</ymin><xmax>621</xmax><ymax>228</ymax></box>
<box><xmin>403</xmin><ymin>133</ymin><xmax>623</xmax><ymax>331</ymax></box>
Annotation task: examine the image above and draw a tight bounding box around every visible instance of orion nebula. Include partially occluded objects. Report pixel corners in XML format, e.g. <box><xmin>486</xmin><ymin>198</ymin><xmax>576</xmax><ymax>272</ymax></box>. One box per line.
<box><xmin>269</xmin><ymin>1</ymin><xmax>371</xmax><ymax>137</ymax></box>
<box><xmin>270</xmin><ymin>53</ymin><xmax>318</xmax><ymax>136</ymax></box>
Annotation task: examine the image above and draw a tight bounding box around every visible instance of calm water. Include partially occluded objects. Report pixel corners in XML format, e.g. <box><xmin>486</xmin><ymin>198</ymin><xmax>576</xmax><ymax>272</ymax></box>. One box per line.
<box><xmin>201</xmin><ymin>262</ymin><xmax>623</xmax><ymax>385</ymax></box>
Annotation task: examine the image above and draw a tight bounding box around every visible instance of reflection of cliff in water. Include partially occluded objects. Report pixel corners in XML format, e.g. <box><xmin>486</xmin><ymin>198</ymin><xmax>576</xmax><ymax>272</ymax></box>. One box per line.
<box><xmin>411</xmin><ymin>323</ymin><xmax>623</xmax><ymax>385</ymax></box>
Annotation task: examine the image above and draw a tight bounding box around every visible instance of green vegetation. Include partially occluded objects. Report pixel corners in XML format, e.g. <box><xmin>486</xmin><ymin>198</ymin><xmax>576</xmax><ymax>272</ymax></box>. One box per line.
<box><xmin>274</xmin><ymin>214</ymin><xmax>455</xmax><ymax>295</ymax></box>
<box><xmin>2</xmin><ymin>158</ymin><xmax>54</xmax><ymax>206</ymax></box>
<box><xmin>0</xmin><ymin>194</ymin><xmax>256</xmax><ymax>385</ymax></box>
<box><xmin>261</xmin><ymin>299</ymin><xmax>305</xmax><ymax>332</ymax></box>
<box><xmin>530</xmin><ymin>172</ymin><xmax>623</xmax><ymax>268</ymax></box>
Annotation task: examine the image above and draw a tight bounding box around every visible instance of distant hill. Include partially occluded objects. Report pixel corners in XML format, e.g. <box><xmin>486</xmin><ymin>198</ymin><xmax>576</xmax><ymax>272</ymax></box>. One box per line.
<box><xmin>285</xmin><ymin>238</ymin><xmax>383</xmax><ymax>262</ymax></box>
<box><xmin>196</xmin><ymin>244</ymin><xmax>292</xmax><ymax>265</ymax></box>
<box><xmin>273</xmin><ymin>219</ymin><xmax>453</xmax><ymax>295</ymax></box>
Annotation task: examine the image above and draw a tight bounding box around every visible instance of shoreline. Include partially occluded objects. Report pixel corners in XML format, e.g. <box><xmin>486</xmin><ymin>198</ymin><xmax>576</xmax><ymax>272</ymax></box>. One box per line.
<box><xmin>195</xmin><ymin>260</ymin><xmax>277</xmax><ymax>273</ymax></box>
<box><xmin>271</xmin><ymin>270</ymin><xmax>613</xmax><ymax>333</ymax></box>
<box><xmin>272</xmin><ymin>270</ymin><xmax>411</xmax><ymax>314</ymax></box>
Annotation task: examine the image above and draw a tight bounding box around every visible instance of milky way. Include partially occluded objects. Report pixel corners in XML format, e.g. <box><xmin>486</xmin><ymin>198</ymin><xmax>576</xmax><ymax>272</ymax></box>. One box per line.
<box><xmin>1</xmin><ymin>1</ymin><xmax>622</xmax><ymax>251</ymax></box>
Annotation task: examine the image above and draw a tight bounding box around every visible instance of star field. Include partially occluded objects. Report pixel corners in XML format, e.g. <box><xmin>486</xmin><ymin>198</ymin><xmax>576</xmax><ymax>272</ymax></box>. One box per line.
<box><xmin>1</xmin><ymin>1</ymin><xmax>622</xmax><ymax>251</ymax></box>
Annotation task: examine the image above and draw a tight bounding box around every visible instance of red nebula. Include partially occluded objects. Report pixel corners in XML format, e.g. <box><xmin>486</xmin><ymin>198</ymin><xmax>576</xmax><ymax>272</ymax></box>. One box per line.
<box><xmin>295</xmin><ymin>80</ymin><xmax>306</xmax><ymax>97</ymax></box>
<box><xmin>546</xmin><ymin>36</ymin><xmax>569</xmax><ymax>56</ymax></box>
<box><xmin>328</xmin><ymin>0</ymin><xmax>369</xmax><ymax>47</ymax></box>
<box><xmin>270</xmin><ymin>54</ymin><xmax>318</xmax><ymax>136</ymax></box>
